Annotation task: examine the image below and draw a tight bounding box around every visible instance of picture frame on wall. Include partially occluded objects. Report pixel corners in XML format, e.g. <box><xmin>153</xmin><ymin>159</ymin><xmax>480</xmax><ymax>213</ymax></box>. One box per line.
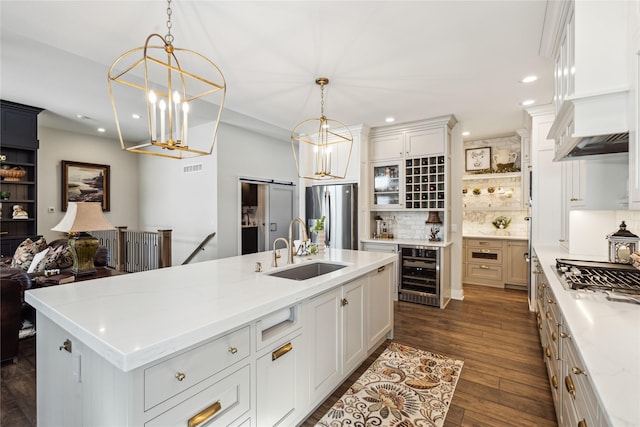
<box><xmin>61</xmin><ymin>160</ymin><xmax>110</xmax><ymax>211</ymax></box>
<box><xmin>465</xmin><ymin>147</ymin><xmax>491</xmax><ymax>172</ymax></box>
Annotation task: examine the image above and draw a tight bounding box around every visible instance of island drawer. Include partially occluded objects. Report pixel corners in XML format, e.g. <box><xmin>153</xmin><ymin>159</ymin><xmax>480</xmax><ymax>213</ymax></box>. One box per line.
<box><xmin>146</xmin><ymin>364</ymin><xmax>250</xmax><ymax>427</ymax></box>
<box><xmin>465</xmin><ymin>262</ymin><xmax>502</xmax><ymax>282</ymax></box>
<box><xmin>465</xmin><ymin>247</ymin><xmax>502</xmax><ymax>265</ymax></box>
<box><xmin>144</xmin><ymin>325</ymin><xmax>251</xmax><ymax>411</ymax></box>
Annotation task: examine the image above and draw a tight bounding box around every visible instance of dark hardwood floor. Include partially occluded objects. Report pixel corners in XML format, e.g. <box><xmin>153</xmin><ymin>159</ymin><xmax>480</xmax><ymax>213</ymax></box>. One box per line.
<box><xmin>1</xmin><ymin>284</ymin><xmax>556</xmax><ymax>427</ymax></box>
<box><xmin>302</xmin><ymin>284</ymin><xmax>557</xmax><ymax>427</ymax></box>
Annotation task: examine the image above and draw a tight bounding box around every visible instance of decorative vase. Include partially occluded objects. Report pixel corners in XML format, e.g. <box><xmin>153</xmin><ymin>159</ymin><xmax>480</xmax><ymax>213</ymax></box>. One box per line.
<box><xmin>317</xmin><ymin>230</ymin><xmax>326</xmax><ymax>254</ymax></box>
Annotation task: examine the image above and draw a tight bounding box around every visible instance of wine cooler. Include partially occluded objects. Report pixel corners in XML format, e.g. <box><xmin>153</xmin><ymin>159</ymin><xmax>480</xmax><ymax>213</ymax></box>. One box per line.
<box><xmin>398</xmin><ymin>245</ymin><xmax>440</xmax><ymax>306</ymax></box>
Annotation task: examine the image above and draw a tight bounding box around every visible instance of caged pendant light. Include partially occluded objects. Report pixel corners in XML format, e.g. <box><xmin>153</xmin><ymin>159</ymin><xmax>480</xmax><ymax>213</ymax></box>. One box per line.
<box><xmin>291</xmin><ymin>78</ymin><xmax>353</xmax><ymax>180</ymax></box>
<box><xmin>108</xmin><ymin>0</ymin><xmax>226</xmax><ymax>159</ymax></box>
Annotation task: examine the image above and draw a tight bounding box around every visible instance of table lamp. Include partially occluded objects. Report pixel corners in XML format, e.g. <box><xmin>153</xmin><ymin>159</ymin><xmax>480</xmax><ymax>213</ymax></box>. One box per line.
<box><xmin>425</xmin><ymin>211</ymin><xmax>442</xmax><ymax>242</ymax></box>
<box><xmin>52</xmin><ymin>202</ymin><xmax>114</xmax><ymax>276</ymax></box>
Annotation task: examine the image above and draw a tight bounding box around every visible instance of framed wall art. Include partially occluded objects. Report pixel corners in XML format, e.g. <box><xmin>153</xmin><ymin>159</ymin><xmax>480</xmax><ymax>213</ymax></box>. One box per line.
<box><xmin>465</xmin><ymin>147</ymin><xmax>491</xmax><ymax>172</ymax></box>
<box><xmin>61</xmin><ymin>160</ymin><xmax>110</xmax><ymax>211</ymax></box>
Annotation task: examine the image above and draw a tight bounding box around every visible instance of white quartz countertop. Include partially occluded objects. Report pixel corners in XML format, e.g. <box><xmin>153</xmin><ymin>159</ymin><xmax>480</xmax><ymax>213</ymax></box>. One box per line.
<box><xmin>25</xmin><ymin>249</ymin><xmax>397</xmax><ymax>372</ymax></box>
<box><xmin>534</xmin><ymin>245</ymin><xmax>640</xmax><ymax>427</ymax></box>
<box><xmin>463</xmin><ymin>233</ymin><xmax>527</xmax><ymax>240</ymax></box>
<box><xmin>361</xmin><ymin>238</ymin><xmax>452</xmax><ymax>247</ymax></box>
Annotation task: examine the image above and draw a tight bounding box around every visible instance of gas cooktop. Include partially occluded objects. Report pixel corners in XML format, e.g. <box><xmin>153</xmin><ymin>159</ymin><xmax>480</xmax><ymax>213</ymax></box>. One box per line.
<box><xmin>555</xmin><ymin>258</ymin><xmax>640</xmax><ymax>303</ymax></box>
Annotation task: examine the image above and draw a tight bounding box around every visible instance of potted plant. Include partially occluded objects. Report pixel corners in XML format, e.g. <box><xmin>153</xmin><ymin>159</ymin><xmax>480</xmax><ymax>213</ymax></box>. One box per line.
<box><xmin>492</xmin><ymin>216</ymin><xmax>511</xmax><ymax>229</ymax></box>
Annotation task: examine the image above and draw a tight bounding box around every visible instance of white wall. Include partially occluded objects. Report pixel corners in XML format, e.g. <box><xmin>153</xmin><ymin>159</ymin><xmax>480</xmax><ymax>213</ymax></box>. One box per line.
<box><xmin>138</xmin><ymin>121</ymin><xmax>297</xmax><ymax>264</ymax></box>
<box><xmin>450</xmin><ymin>122</ymin><xmax>464</xmax><ymax>300</ymax></box>
<box><xmin>217</xmin><ymin>124</ymin><xmax>299</xmax><ymax>259</ymax></box>
<box><xmin>37</xmin><ymin>126</ymin><xmax>139</xmax><ymax>243</ymax></box>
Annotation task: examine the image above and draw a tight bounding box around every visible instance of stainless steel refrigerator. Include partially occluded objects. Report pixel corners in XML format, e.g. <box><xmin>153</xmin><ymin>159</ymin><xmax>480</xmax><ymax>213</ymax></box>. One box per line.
<box><xmin>305</xmin><ymin>184</ymin><xmax>358</xmax><ymax>249</ymax></box>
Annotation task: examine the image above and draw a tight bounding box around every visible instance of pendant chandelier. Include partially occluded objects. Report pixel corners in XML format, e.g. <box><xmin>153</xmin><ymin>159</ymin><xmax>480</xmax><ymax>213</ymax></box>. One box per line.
<box><xmin>291</xmin><ymin>78</ymin><xmax>353</xmax><ymax>180</ymax></box>
<box><xmin>108</xmin><ymin>0</ymin><xmax>226</xmax><ymax>159</ymax></box>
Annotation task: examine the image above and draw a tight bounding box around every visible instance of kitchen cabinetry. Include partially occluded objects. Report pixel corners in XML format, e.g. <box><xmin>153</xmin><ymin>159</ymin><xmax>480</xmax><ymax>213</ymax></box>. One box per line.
<box><xmin>564</xmin><ymin>155</ymin><xmax>628</xmax><ymax>210</ymax></box>
<box><xmin>404</xmin><ymin>155</ymin><xmax>445</xmax><ymax>209</ymax></box>
<box><xmin>463</xmin><ymin>238</ymin><xmax>528</xmax><ymax>289</ymax></box>
<box><xmin>371</xmin><ymin>161</ymin><xmax>402</xmax><ymax>209</ymax></box>
<box><xmin>370</xmin><ymin>127</ymin><xmax>444</xmax><ymax>161</ymax></box>
<box><xmin>505</xmin><ymin>240</ymin><xmax>527</xmax><ymax>287</ymax></box>
<box><xmin>0</xmin><ymin>100</ymin><xmax>42</xmax><ymax>257</ymax></box>
<box><xmin>362</xmin><ymin>240</ymin><xmax>399</xmax><ymax>296</ymax></box>
<box><xmin>534</xmin><ymin>254</ymin><xmax>610</xmax><ymax>427</ymax></box>
<box><xmin>305</xmin><ymin>275</ymin><xmax>366</xmax><ymax>404</ymax></box>
<box><xmin>366</xmin><ymin>264</ymin><xmax>393</xmax><ymax>349</ymax></box>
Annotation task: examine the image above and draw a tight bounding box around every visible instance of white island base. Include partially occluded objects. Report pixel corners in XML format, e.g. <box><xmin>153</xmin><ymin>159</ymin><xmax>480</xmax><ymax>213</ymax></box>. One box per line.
<box><xmin>27</xmin><ymin>249</ymin><xmax>397</xmax><ymax>426</ymax></box>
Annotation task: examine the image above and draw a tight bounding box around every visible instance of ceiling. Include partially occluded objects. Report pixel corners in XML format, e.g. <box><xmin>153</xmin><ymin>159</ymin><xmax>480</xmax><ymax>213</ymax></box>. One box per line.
<box><xmin>0</xmin><ymin>1</ymin><xmax>554</xmax><ymax>144</ymax></box>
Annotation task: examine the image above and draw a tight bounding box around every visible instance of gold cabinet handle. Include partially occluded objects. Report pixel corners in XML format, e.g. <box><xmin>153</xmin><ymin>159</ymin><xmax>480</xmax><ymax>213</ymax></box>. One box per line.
<box><xmin>565</xmin><ymin>375</ymin><xmax>576</xmax><ymax>398</ymax></box>
<box><xmin>561</xmin><ymin>332</ymin><xmax>571</xmax><ymax>339</ymax></box>
<box><xmin>377</xmin><ymin>265</ymin><xmax>386</xmax><ymax>272</ymax></box>
<box><xmin>479</xmin><ymin>265</ymin><xmax>489</xmax><ymax>269</ymax></box>
<box><xmin>578</xmin><ymin>419</ymin><xmax>587</xmax><ymax>427</ymax></box>
<box><xmin>552</xmin><ymin>331</ymin><xmax>557</xmax><ymax>342</ymax></box>
<box><xmin>272</xmin><ymin>342</ymin><xmax>293</xmax><ymax>361</ymax></box>
<box><xmin>551</xmin><ymin>375</ymin><xmax>558</xmax><ymax>389</ymax></box>
<box><xmin>545</xmin><ymin>347</ymin><xmax>551</xmax><ymax>358</ymax></box>
<box><xmin>175</xmin><ymin>372</ymin><xmax>186</xmax><ymax>382</ymax></box>
<box><xmin>481</xmin><ymin>249</ymin><xmax>491</xmax><ymax>253</ymax></box>
<box><xmin>547</xmin><ymin>298</ymin><xmax>555</xmax><ymax>304</ymax></box>
<box><xmin>546</xmin><ymin>311</ymin><xmax>552</xmax><ymax>319</ymax></box>
<box><xmin>478</xmin><ymin>241</ymin><xmax>489</xmax><ymax>245</ymax></box>
<box><xmin>341</xmin><ymin>298</ymin><xmax>349</xmax><ymax>306</ymax></box>
<box><xmin>228</xmin><ymin>347</ymin><xmax>238</xmax><ymax>354</ymax></box>
<box><xmin>571</xmin><ymin>366</ymin><xmax>585</xmax><ymax>375</ymax></box>
<box><xmin>188</xmin><ymin>400</ymin><xmax>222</xmax><ymax>427</ymax></box>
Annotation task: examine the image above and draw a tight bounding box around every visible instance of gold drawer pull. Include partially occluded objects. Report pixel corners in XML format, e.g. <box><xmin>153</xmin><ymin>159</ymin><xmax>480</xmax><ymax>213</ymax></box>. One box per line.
<box><xmin>578</xmin><ymin>419</ymin><xmax>587</xmax><ymax>427</ymax></box>
<box><xmin>571</xmin><ymin>366</ymin><xmax>585</xmax><ymax>375</ymax></box>
<box><xmin>479</xmin><ymin>265</ymin><xmax>489</xmax><ymax>269</ymax></box>
<box><xmin>551</xmin><ymin>375</ymin><xmax>558</xmax><ymax>389</ymax></box>
<box><xmin>228</xmin><ymin>347</ymin><xmax>238</xmax><ymax>354</ymax></box>
<box><xmin>565</xmin><ymin>375</ymin><xmax>576</xmax><ymax>398</ymax></box>
<box><xmin>481</xmin><ymin>249</ymin><xmax>491</xmax><ymax>253</ymax></box>
<box><xmin>341</xmin><ymin>298</ymin><xmax>349</xmax><ymax>306</ymax></box>
<box><xmin>545</xmin><ymin>347</ymin><xmax>551</xmax><ymax>358</ymax></box>
<box><xmin>272</xmin><ymin>342</ymin><xmax>293</xmax><ymax>361</ymax></box>
<box><xmin>377</xmin><ymin>265</ymin><xmax>386</xmax><ymax>272</ymax></box>
<box><xmin>552</xmin><ymin>331</ymin><xmax>557</xmax><ymax>342</ymax></box>
<box><xmin>478</xmin><ymin>241</ymin><xmax>489</xmax><ymax>245</ymax></box>
<box><xmin>188</xmin><ymin>400</ymin><xmax>222</xmax><ymax>427</ymax></box>
<box><xmin>546</xmin><ymin>311</ymin><xmax>552</xmax><ymax>319</ymax></box>
<box><xmin>175</xmin><ymin>372</ymin><xmax>186</xmax><ymax>382</ymax></box>
<box><xmin>561</xmin><ymin>332</ymin><xmax>571</xmax><ymax>339</ymax></box>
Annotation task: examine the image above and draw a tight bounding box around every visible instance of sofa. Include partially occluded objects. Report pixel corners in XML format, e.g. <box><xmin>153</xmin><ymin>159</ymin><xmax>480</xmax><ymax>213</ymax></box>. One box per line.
<box><xmin>0</xmin><ymin>237</ymin><xmax>108</xmax><ymax>363</ymax></box>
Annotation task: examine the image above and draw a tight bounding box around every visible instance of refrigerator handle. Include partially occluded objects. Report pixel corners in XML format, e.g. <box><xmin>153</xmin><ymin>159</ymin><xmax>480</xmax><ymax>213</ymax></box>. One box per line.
<box><xmin>325</xmin><ymin>190</ymin><xmax>332</xmax><ymax>248</ymax></box>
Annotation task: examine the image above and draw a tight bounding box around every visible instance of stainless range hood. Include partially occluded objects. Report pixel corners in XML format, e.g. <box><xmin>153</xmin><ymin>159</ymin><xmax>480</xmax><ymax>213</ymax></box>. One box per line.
<box><xmin>549</xmin><ymin>89</ymin><xmax>630</xmax><ymax>161</ymax></box>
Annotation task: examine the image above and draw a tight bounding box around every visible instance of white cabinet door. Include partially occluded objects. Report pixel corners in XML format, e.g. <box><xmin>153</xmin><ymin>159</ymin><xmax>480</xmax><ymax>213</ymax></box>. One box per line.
<box><xmin>567</xmin><ymin>155</ymin><xmax>628</xmax><ymax>210</ymax></box>
<box><xmin>628</xmin><ymin>1</ymin><xmax>640</xmax><ymax>209</ymax></box>
<box><xmin>342</xmin><ymin>276</ymin><xmax>366</xmax><ymax>375</ymax></box>
<box><xmin>306</xmin><ymin>287</ymin><xmax>341</xmax><ymax>403</ymax></box>
<box><xmin>370</xmin><ymin>133</ymin><xmax>403</xmax><ymax>161</ymax></box>
<box><xmin>405</xmin><ymin>128</ymin><xmax>444</xmax><ymax>157</ymax></box>
<box><xmin>366</xmin><ymin>264</ymin><xmax>393</xmax><ymax>350</ymax></box>
<box><xmin>371</xmin><ymin>161</ymin><xmax>403</xmax><ymax>210</ymax></box>
<box><xmin>256</xmin><ymin>334</ymin><xmax>302</xmax><ymax>427</ymax></box>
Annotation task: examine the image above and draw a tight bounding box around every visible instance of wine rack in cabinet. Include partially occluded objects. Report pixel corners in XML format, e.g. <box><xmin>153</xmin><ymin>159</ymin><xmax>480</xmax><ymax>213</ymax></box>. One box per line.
<box><xmin>404</xmin><ymin>155</ymin><xmax>445</xmax><ymax>209</ymax></box>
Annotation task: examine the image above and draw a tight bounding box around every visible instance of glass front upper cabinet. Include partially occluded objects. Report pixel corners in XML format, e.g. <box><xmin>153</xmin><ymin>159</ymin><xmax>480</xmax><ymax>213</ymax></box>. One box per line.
<box><xmin>372</xmin><ymin>162</ymin><xmax>402</xmax><ymax>209</ymax></box>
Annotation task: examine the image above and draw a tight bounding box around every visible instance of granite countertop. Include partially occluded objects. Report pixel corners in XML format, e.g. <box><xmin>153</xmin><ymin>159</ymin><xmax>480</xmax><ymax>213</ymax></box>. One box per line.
<box><xmin>534</xmin><ymin>245</ymin><xmax>640</xmax><ymax>427</ymax></box>
<box><xmin>25</xmin><ymin>249</ymin><xmax>397</xmax><ymax>372</ymax></box>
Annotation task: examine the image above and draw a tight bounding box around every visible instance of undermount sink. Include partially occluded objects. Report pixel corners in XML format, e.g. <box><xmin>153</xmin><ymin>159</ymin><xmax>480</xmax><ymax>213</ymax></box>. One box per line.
<box><xmin>267</xmin><ymin>262</ymin><xmax>347</xmax><ymax>281</ymax></box>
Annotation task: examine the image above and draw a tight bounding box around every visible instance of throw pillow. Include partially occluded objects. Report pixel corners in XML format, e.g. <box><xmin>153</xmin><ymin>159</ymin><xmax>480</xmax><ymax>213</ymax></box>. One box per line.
<box><xmin>27</xmin><ymin>248</ymin><xmax>50</xmax><ymax>274</ymax></box>
<box><xmin>11</xmin><ymin>237</ymin><xmax>48</xmax><ymax>271</ymax></box>
<box><xmin>34</xmin><ymin>243</ymin><xmax>74</xmax><ymax>272</ymax></box>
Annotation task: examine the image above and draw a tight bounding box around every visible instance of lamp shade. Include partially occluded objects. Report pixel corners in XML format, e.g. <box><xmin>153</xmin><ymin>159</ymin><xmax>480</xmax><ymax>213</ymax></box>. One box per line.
<box><xmin>426</xmin><ymin>211</ymin><xmax>442</xmax><ymax>225</ymax></box>
<box><xmin>52</xmin><ymin>202</ymin><xmax>114</xmax><ymax>233</ymax></box>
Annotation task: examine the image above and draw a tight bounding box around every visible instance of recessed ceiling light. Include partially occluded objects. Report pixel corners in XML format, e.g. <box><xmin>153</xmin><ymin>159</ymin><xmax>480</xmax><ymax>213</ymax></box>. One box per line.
<box><xmin>462</xmin><ymin>131</ymin><xmax>470</xmax><ymax>136</ymax></box>
<box><xmin>385</xmin><ymin>117</ymin><xmax>395</xmax><ymax>123</ymax></box>
<box><xmin>76</xmin><ymin>114</ymin><xmax>86</xmax><ymax>119</ymax></box>
<box><xmin>132</xmin><ymin>113</ymin><xmax>141</xmax><ymax>119</ymax></box>
<box><xmin>521</xmin><ymin>99</ymin><xmax>535</xmax><ymax>106</ymax></box>
<box><xmin>521</xmin><ymin>75</ymin><xmax>538</xmax><ymax>83</ymax></box>
<box><xmin>97</xmin><ymin>128</ymin><xmax>106</xmax><ymax>133</ymax></box>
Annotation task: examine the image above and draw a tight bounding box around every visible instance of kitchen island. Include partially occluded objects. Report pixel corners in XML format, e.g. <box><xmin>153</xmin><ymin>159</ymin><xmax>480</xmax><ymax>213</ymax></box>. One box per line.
<box><xmin>26</xmin><ymin>249</ymin><xmax>397</xmax><ymax>426</ymax></box>
<box><xmin>534</xmin><ymin>245</ymin><xmax>639</xmax><ymax>427</ymax></box>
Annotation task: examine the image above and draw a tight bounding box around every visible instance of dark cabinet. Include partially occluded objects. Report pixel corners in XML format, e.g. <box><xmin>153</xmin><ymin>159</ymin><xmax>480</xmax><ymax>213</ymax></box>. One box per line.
<box><xmin>241</xmin><ymin>227</ymin><xmax>258</xmax><ymax>255</ymax></box>
<box><xmin>241</xmin><ymin>183</ymin><xmax>258</xmax><ymax>206</ymax></box>
<box><xmin>1</xmin><ymin>100</ymin><xmax>42</xmax><ymax>257</ymax></box>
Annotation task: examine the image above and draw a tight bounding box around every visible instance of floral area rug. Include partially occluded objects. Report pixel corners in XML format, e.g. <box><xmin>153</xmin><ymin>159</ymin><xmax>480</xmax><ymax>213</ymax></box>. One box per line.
<box><xmin>316</xmin><ymin>342</ymin><xmax>464</xmax><ymax>427</ymax></box>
